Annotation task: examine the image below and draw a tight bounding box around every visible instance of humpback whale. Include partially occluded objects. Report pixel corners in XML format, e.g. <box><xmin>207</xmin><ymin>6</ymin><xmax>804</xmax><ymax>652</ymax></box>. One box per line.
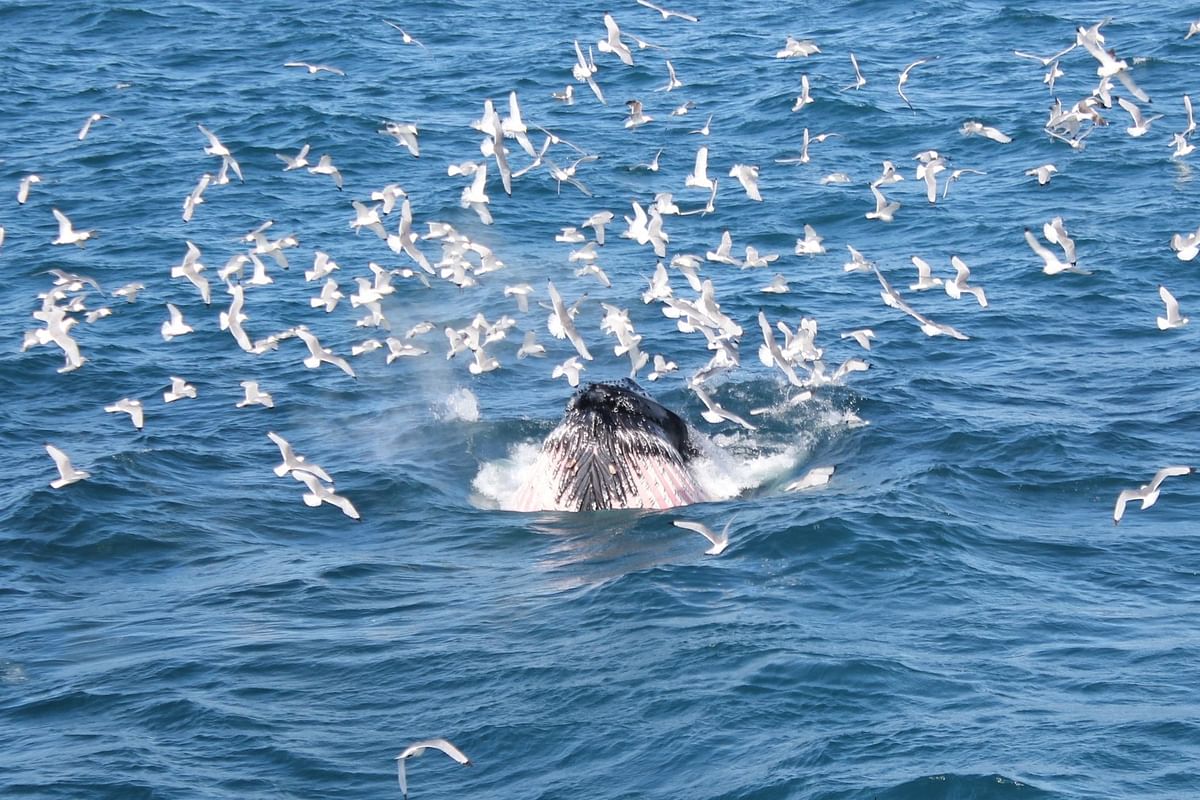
<box><xmin>511</xmin><ymin>379</ymin><xmax>710</xmax><ymax>511</ymax></box>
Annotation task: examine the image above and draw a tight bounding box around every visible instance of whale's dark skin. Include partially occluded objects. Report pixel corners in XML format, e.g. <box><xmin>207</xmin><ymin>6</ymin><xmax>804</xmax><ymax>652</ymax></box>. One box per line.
<box><xmin>512</xmin><ymin>379</ymin><xmax>709</xmax><ymax>512</ymax></box>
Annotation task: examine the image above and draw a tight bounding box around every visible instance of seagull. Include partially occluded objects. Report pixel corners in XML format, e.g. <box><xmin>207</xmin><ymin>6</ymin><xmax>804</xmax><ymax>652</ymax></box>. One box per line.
<box><xmin>1113</xmin><ymin>466</ymin><xmax>1192</xmax><ymax>525</ymax></box>
<box><xmin>379</xmin><ymin>122</ymin><xmax>420</xmax><ymax>157</ymax></box>
<box><xmin>1043</xmin><ymin>59</ymin><xmax>1064</xmax><ymax>92</ymax></box>
<box><xmin>350</xmin><ymin>201</ymin><xmax>387</xmax><ymax>238</ymax></box>
<box><xmin>792</xmin><ymin>74</ymin><xmax>813</xmax><ymax>112</ymax></box>
<box><xmin>865</xmin><ymin>183</ymin><xmax>900</xmax><ymax>222</ymax></box>
<box><xmin>105</xmin><ymin>398</ymin><xmax>144</xmax><ymax>430</ymax></box>
<box><xmin>909</xmin><ymin>256</ymin><xmax>943</xmax><ymax>291</ymax></box>
<box><xmin>237</xmin><ymin>381</ymin><xmax>274</xmax><ymax>409</ymax></box>
<box><xmin>794</xmin><ymin>224</ymin><xmax>825</xmax><ymax>255</ymax></box>
<box><xmin>308</xmin><ymin>154</ymin><xmax>344</xmax><ymax>189</ymax></box>
<box><xmin>647</xmin><ymin>354</ymin><xmax>677</xmax><ymax>381</ymax></box>
<box><xmin>624</xmin><ymin>99</ymin><xmax>653</xmax><ymax>129</ymax></box>
<box><xmin>276</xmin><ymin>144</ymin><xmax>311</xmax><ymax>170</ymax></box>
<box><xmin>635</xmin><ymin>0</ymin><xmax>699</xmax><ymax>22</ymax></box>
<box><xmin>571</xmin><ymin>39</ymin><xmax>605</xmax><ymax>105</ymax></box>
<box><xmin>17</xmin><ymin>174</ymin><xmax>41</xmax><ymax>204</ymax></box>
<box><xmin>45</xmin><ymin>444</ymin><xmax>89</xmax><ymax>488</ymax></box>
<box><xmin>294</xmin><ymin>471</ymin><xmax>360</xmax><ymax>520</ymax></box>
<box><xmin>1170</xmin><ymin>132</ymin><xmax>1195</xmax><ymax>160</ymax></box>
<box><xmin>776</xmin><ymin>36</ymin><xmax>820</xmax><ymax>59</ymax></box>
<box><xmin>761</xmin><ymin>274</ymin><xmax>790</xmax><ymax>293</ymax></box>
<box><xmin>383</xmin><ymin>20</ymin><xmax>424</xmax><ymax>47</ymax></box>
<box><xmin>1023</xmin><ymin>228</ymin><xmax>1080</xmax><ymax>275</ymax></box>
<box><xmin>51</xmin><ymin>208</ymin><xmax>95</xmax><ymax>246</ymax></box>
<box><xmin>112</xmin><ymin>282</ymin><xmax>144</xmax><ymax>302</ymax></box>
<box><xmin>685</xmin><ymin>146</ymin><xmax>713</xmax><ymax>190</ymax></box>
<box><xmin>284</xmin><ymin>61</ymin><xmax>345</xmax><ymax>75</ymax></box>
<box><xmin>597</xmin><ymin>13</ymin><xmax>634</xmax><ymax>66</ymax></box>
<box><xmin>690</xmin><ymin>114</ymin><xmax>713</xmax><ymax>136</ymax></box>
<box><xmin>843</xmin><ymin>52</ymin><xmax>867</xmax><ymax>90</ymax></box>
<box><xmin>395</xmin><ymin>739</ymin><xmax>471</xmax><ymax>800</ymax></box>
<box><xmin>1184</xmin><ymin>95</ymin><xmax>1196</xmax><ymax>137</ymax></box>
<box><xmin>197</xmin><ymin>124</ymin><xmax>243</xmax><ymax>182</ymax></box>
<box><xmin>658</xmin><ymin>60</ymin><xmax>682</xmax><ymax>92</ymax></box>
<box><xmin>692</xmin><ymin>385</ymin><xmax>755</xmax><ymax>430</ymax></box>
<box><xmin>517</xmin><ymin>330</ymin><xmax>546</xmax><ymax>359</ymax></box>
<box><xmin>164</xmin><ymin>377</ymin><xmax>197</xmax><ymax>403</ymax></box>
<box><xmin>1026</xmin><ymin>164</ymin><xmax>1058</xmax><ymax>185</ymax></box>
<box><xmin>961</xmin><ymin>120</ymin><xmax>1012</xmax><ymax>143</ymax></box>
<box><xmin>182</xmin><ymin>172</ymin><xmax>211</xmax><ymax>222</ymax></box>
<box><xmin>1117</xmin><ymin>97</ymin><xmax>1161</xmax><ymax>137</ymax></box>
<box><xmin>77</xmin><ymin>112</ymin><xmax>109</xmax><ymax>140</ymax></box>
<box><xmin>552</xmin><ymin>355</ymin><xmax>586</xmax><ymax>386</ymax></box>
<box><xmin>294</xmin><ymin>326</ymin><xmax>356</xmax><ymax>378</ymax></box>
<box><xmin>1043</xmin><ymin>216</ymin><xmax>1076</xmax><ymax>265</ymax></box>
<box><xmin>582</xmin><ymin>210</ymin><xmax>615</xmax><ymax>245</ymax></box>
<box><xmin>673</xmin><ymin>518</ymin><xmax>730</xmax><ymax>555</ymax></box>
<box><xmin>728</xmin><ymin>164</ymin><xmax>762</xmax><ymax>201</ymax></box>
<box><xmin>897</xmin><ymin>57</ymin><xmax>935</xmax><ymax>112</ymax></box>
<box><xmin>840</xmin><ymin>329</ymin><xmax>876</xmax><ymax>350</ymax></box>
<box><xmin>267</xmin><ymin>432</ymin><xmax>333</xmax><ymax>483</ymax></box>
<box><xmin>161</xmin><ymin>303</ymin><xmax>194</xmax><ymax>341</ymax></box>
<box><xmin>385</xmin><ymin>337</ymin><xmax>428</xmax><ymax>363</ymax></box>
<box><xmin>170</xmin><ymin>241</ymin><xmax>211</xmax><ymax>304</ymax></box>
<box><xmin>546</xmin><ymin>281</ymin><xmax>592</xmax><ymax>360</ymax></box>
<box><xmin>1189</xmin><ymin>20</ymin><xmax>1200</xmax><ymax>39</ymax></box>
<box><xmin>1013</xmin><ymin>43</ymin><xmax>1078</xmax><ymax>66</ymax></box>
<box><xmin>1157</xmin><ymin>285</ymin><xmax>1189</xmax><ymax>330</ymax></box>
<box><xmin>1171</xmin><ymin>227</ymin><xmax>1200</xmax><ymax>261</ymax></box>
<box><xmin>944</xmin><ymin>256</ymin><xmax>988</xmax><ymax>307</ymax></box>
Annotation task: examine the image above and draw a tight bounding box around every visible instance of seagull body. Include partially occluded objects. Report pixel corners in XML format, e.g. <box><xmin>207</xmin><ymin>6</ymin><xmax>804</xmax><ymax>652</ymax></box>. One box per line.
<box><xmin>866</xmin><ymin>184</ymin><xmax>900</xmax><ymax>222</ymax></box>
<box><xmin>17</xmin><ymin>174</ymin><xmax>41</xmax><ymax>204</ymax></box>
<box><xmin>1157</xmin><ymin>285</ymin><xmax>1189</xmax><ymax>329</ymax></box>
<box><xmin>673</xmin><ymin>518</ymin><xmax>730</xmax><ymax>555</ymax></box>
<box><xmin>276</xmin><ymin>144</ymin><xmax>311</xmax><ymax>170</ymax></box>
<box><xmin>776</xmin><ymin>36</ymin><xmax>820</xmax><ymax>59</ymax></box>
<box><xmin>1172</xmin><ymin>227</ymin><xmax>1200</xmax><ymax>261</ymax></box>
<box><xmin>1117</xmin><ymin>97</ymin><xmax>1161</xmax><ymax>137</ymax></box>
<box><xmin>267</xmin><ymin>432</ymin><xmax>333</xmax><ymax>483</ymax></box>
<box><xmin>380</xmin><ymin>122</ymin><xmax>420</xmax><ymax>157</ymax></box>
<box><xmin>961</xmin><ymin>120</ymin><xmax>1012</xmax><ymax>143</ymax></box>
<box><xmin>1042</xmin><ymin>216</ymin><xmax>1077</xmax><ymax>265</ymax></box>
<box><xmin>1023</xmin><ymin>228</ymin><xmax>1079</xmax><ymax>276</ymax></box>
<box><xmin>1113</xmin><ymin>466</ymin><xmax>1191</xmax><ymax>525</ymax></box>
<box><xmin>841</xmin><ymin>329</ymin><xmax>876</xmax><ymax>350</ymax></box>
<box><xmin>844</xmin><ymin>52</ymin><xmax>866</xmax><ymax>90</ymax></box>
<box><xmin>294</xmin><ymin>471</ymin><xmax>359</xmax><ymax>520</ymax></box>
<box><xmin>182</xmin><ymin>172</ymin><xmax>211</xmax><ymax>222</ymax></box>
<box><xmin>1026</xmin><ymin>164</ymin><xmax>1058</xmax><ymax>185</ymax></box>
<box><xmin>384</xmin><ymin>20</ymin><xmax>424</xmax><ymax>47</ymax></box>
<box><xmin>546</xmin><ymin>281</ymin><xmax>592</xmax><ymax>360</ymax></box>
<box><xmin>909</xmin><ymin>256</ymin><xmax>943</xmax><ymax>290</ymax></box>
<box><xmin>105</xmin><ymin>398</ymin><xmax>144</xmax><ymax>430</ymax></box>
<box><xmin>161</xmin><ymin>303</ymin><xmax>194</xmax><ymax>341</ymax></box>
<box><xmin>237</xmin><ymin>381</ymin><xmax>273</xmax><ymax>408</ymax></box>
<box><xmin>636</xmin><ymin>0</ymin><xmax>699</xmax><ymax>22</ymax></box>
<box><xmin>597</xmin><ymin>12</ymin><xmax>634</xmax><ymax>66</ymax></box>
<box><xmin>624</xmin><ymin>99</ymin><xmax>653</xmax><ymax>129</ymax></box>
<box><xmin>51</xmin><ymin>208</ymin><xmax>95</xmax><ymax>246</ymax></box>
<box><xmin>197</xmin><ymin>124</ymin><xmax>243</xmax><ymax>181</ymax></box>
<box><xmin>784</xmin><ymin>466</ymin><xmax>835</xmax><ymax>492</ymax></box>
<box><xmin>164</xmin><ymin>377</ymin><xmax>197</xmax><ymax>403</ymax></box>
<box><xmin>395</xmin><ymin>739</ymin><xmax>471</xmax><ymax>800</ymax></box>
<box><xmin>897</xmin><ymin>57</ymin><xmax>934</xmax><ymax>112</ymax></box>
<box><xmin>46</xmin><ymin>444</ymin><xmax>89</xmax><ymax>488</ymax></box>
<box><xmin>294</xmin><ymin>326</ymin><xmax>356</xmax><ymax>377</ymax></box>
<box><xmin>284</xmin><ymin>61</ymin><xmax>345</xmax><ymax>75</ymax></box>
<box><xmin>728</xmin><ymin>164</ymin><xmax>762</xmax><ymax>201</ymax></box>
<box><xmin>77</xmin><ymin>112</ymin><xmax>109</xmax><ymax>141</ymax></box>
<box><xmin>795</xmin><ymin>224</ymin><xmax>825</xmax><ymax>255</ymax></box>
<box><xmin>944</xmin><ymin>256</ymin><xmax>988</xmax><ymax>307</ymax></box>
<box><xmin>552</xmin><ymin>355</ymin><xmax>586</xmax><ymax>386</ymax></box>
<box><xmin>309</xmin><ymin>154</ymin><xmax>344</xmax><ymax>189</ymax></box>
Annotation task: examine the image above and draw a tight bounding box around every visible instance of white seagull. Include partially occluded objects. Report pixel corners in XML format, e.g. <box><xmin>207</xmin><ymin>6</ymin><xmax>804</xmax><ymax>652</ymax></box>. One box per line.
<box><xmin>104</xmin><ymin>398</ymin><xmax>144</xmax><ymax>430</ymax></box>
<box><xmin>46</xmin><ymin>444</ymin><xmax>89</xmax><ymax>488</ymax></box>
<box><xmin>1113</xmin><ymin>466</ymin><xmax>1192</xmax><ymax>525</ymax></box>
<box><xmin>673</xmin><ymin>518</ymin><xmax>731</xmax><ymax>555</ymax></box>
<box><xmin>1157</xmin><ymin>285</ymin><xmax>1189</xmax><ymax>330</ymax></box>
<box><xmin>395</xmin><ymin>739</ymin><xmax>471</xmax><ymax>800</ymax></box>
<box><xmin>164</xmin><ymin>377</ymin><xmax>197</xmax><ymax>403</ymax></box>
<box><xmin>51</xmin><ymin>208</ymin><xmax>95</xmax><ymax>246</ymax></box>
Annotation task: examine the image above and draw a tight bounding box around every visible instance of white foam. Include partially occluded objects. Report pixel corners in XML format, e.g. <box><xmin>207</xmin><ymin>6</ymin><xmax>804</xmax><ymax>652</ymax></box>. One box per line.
<box><xmin>472</xmin><ymin>441</ymin><xmax>541</xmax><ymax>510</ymax></box>
<box><xmin>434</xmin><ymin>387</ymin><xmax>480</xmax><ymax>422</ymax></box>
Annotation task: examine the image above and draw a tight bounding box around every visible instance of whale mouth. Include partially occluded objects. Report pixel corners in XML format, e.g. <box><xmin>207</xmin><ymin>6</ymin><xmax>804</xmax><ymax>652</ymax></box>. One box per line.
<box><xmin>510</xmin><ymin>379</ymin><xmax>710</xmax><ymax>512</ymax></box>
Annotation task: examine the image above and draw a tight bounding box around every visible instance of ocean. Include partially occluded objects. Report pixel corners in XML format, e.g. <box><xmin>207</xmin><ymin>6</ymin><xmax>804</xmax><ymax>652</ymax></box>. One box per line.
<box><xmin>2</xmin><ymin>1</ymin><xmax>1199</xmax><ymax>797</ymax></box>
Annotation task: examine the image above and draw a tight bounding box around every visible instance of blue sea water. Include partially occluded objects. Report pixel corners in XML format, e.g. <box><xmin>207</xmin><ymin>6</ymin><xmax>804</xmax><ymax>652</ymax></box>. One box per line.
<box><xmin>2</xmin><ymin>0</ymin><xmax>1200</xmax><ymax>797</ymax></box>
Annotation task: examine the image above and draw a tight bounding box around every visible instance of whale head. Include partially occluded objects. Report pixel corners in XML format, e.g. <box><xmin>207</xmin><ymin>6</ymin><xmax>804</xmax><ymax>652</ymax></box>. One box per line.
<box><xmin>511</xmin><ymin>379</ymin><xmax>710</xmax><ymax>512</ymax></box>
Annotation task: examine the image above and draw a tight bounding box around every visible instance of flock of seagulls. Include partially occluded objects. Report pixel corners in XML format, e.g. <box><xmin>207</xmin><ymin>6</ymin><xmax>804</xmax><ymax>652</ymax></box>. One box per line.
<box><xmin>9</xmin><ymin>9</ymin><xmax>1200</xmax><ymax>791</ymax></box>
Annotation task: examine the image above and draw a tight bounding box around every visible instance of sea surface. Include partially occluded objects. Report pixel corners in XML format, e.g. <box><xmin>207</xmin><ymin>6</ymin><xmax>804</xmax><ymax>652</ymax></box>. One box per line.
<box><xmin>2</xmin><ymin>1</ymin><xmax>1199</xmax><ymax>798</ymax></box>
